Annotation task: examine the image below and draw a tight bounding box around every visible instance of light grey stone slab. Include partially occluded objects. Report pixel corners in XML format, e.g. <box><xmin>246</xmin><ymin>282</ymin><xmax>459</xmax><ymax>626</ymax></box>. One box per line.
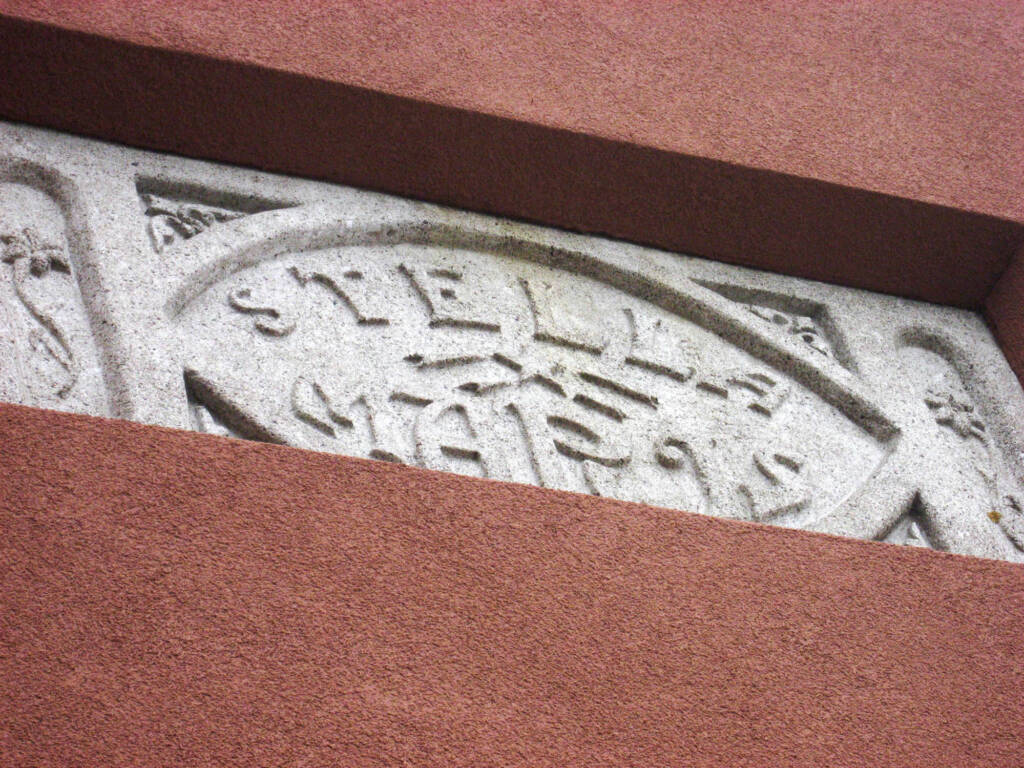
<box><xmin>2</xmin><ymin>120</ymin><xmax>1023</xmax><ymax>561</ymax></box>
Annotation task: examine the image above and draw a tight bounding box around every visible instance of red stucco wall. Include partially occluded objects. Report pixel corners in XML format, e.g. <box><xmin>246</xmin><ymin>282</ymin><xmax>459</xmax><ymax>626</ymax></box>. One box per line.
<box><xmin>1</xmin><ymin>7</ymin><xmax>1023</xmax><ymax>762</ymax></box>
<box><xmin>2</xmin><ymin>403</ymin><xmax>1023</xmax><ymax>766</ymax></box>
<box><xmin>1</xmin><ymin>2</ymin><xmax>1022</xmax><ymax>318</ymax></box>
<box><xmin>5</xmin><ymin>1</ymin><xmax>1022</xmax><ymax>222</ymax></box>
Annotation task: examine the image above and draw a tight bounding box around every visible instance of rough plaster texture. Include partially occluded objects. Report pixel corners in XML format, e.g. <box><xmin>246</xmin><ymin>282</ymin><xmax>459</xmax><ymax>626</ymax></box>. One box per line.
<box><xmin>2</xmin><ymin>402</ymin><xmax>1023</xmax><ymax>766</ymax></box>
<box><xmin>1</xmin><ymin>121</ymin><xmax>1024</xmax><ymax>562</ymax></box>
<box><xmin>1</xmin><ymin>4</ymin><xmax>1022</xmax><ymax>315</ymax></box>
<box><xmin>4</xmin><ymin>0</ymin><xmax>1021</xmax><ymax>221</ymax></box>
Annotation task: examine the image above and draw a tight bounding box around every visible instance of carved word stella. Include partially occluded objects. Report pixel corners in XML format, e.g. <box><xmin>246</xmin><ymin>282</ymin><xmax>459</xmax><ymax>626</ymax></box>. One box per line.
<box><xmin>214</xmin><ymin>256</ymin><xmax>804</xmax><ymax>523</ymax></box>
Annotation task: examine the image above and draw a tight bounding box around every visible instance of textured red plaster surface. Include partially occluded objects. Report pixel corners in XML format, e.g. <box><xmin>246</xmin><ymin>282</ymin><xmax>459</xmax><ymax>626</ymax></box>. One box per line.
<box><xmin>5</xmin><ymin>0</ymin><xmax>1022</xmax><ymax>223</ymax></box>
<box><xmin>0</xmin><ymin>2</ymin><xmax>1022</xmax><ymax>309</ymax></box>
<box><xmin>1</xmin><ymin>403</ymin><xmax>1023</xmax><ymax>766</ymax></box>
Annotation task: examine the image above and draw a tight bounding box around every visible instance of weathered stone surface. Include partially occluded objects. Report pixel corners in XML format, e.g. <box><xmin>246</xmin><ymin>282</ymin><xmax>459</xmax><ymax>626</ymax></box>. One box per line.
<box><xmin>2</xmin><ymin>121</ymin><xmax>1023</xmax><ymax>561</ymax></box>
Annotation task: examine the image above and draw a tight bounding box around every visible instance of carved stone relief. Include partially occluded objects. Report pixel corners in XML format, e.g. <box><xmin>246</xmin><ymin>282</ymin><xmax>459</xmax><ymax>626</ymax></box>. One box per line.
<box><xmin>142</xmin><ymin>192</ymin><xmax>245</xmax><ymax>252</ymax></box>
<box><xmin>2</xmin><ymin>121</ymin><xmax>1023</xmax><ymax>561</ymax></box>
<box><xmin>697</xmin><ymin>280</ymin><xmax>852</xmax><ymax>369</ymax></box>
<box><xmin>0</xmin><ymin>177</ymin><xmax>107</xmax><ymax>414</ymax></box>
<box><xmin>137</xmin><ymin>179</ymin><xmax>288</xmax><ymax>253</ymax></box>
<box><xmin>806</xmin><ymin>335</ymin><xmax>1020</xmax><ymax>559</ymax></box>
<box><xmin>175</xmin><ymin>244</ymin><xmax>888</xmax><ymax>529</ymax></box>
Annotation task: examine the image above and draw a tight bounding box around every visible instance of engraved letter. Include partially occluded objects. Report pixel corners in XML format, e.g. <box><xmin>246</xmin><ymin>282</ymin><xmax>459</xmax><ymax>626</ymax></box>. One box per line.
<box><xmin>520</xmin><ymin>277</ymin><xmax>606</xmax><ymax>353</ymax></box>
<box><xmin>696</xmin><ymin>370</ymin><xmax>790</xmax><ymax>417</ymax></box>
<box><xmin>292</xmin><ymin>375</ymin><xmax>407</xmax><ymax>462</ymax></box>
<box><xmin>400</xmin><ymin>262</ymin><xmax>500</xmax><ymax>331</ymax></box>
<box><xmin>415</xmin><ymin>398</ymin><xmax>507</xmax><ymax>478</ymax></box>
<box><xmin>291</xmin><ymin>376</ymin><xmax>350</xmax><ymax>435</ymax></box>
<box><xmin>502</xmin><ymin>387</ymin><xmax>630</xmax><ymax>491</ymax></box>
<box><xmin>739</xmin><ymin>450</ymin><xmax>810</xmax><ymax>521</ymax></box>
<box><xmin>228</xmin><ymin>286</ymin><xmax>295</xmax><ymax>336</ymax></box>
<box><xmin>289</xmin><ymin>262</ymin><xmax>390</xmax><ymax>325</ymax></box>
<box><xmin>624</xmin><ymin>308</ymin><xmax>695</xmax><ymax>383</ymax></box>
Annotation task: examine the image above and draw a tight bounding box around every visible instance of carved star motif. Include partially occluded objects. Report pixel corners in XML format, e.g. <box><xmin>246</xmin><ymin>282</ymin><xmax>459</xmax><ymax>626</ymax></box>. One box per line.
<box><xmin>1</xmin><ymin>227</ymin><xmax>69</xmax><ymax>274</ymax></box>
<box><xmin>924</xmin><ymin>385</ymin><xmax>986</xmax><ymax>441</ymax></box>
<box><xmin>491</xmin><ymin>349</ymin><xmax>569</xmax><ymax>396</ymax></box>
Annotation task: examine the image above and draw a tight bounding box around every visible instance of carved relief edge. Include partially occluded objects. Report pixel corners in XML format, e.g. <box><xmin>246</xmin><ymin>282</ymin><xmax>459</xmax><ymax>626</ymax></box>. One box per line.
<box><xmin>160</xmin><ymin>203</ymin><xmax>903</xmax><ymax>444</ymax></box>
<box><xmin>0</xmin><ymin>151</ymin><xmax>119</xmax><ymax>416</ymax></box>
<box><xmin>809</xmin><ymin>326</ymin><xmax>1024</xmax><ymax>558</ymax></box>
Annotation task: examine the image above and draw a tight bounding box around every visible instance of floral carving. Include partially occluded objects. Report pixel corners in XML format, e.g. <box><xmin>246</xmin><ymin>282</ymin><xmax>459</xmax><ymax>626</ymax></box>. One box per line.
<box><xmin>0</xmin><ymin>225</ymin><xmax>76</xmax><ymax>396</ymax></box>
<box><xmin>923</xmin><ymin>384</ymin><xmax>986</xmax><ymax>441</ymax></box>
<box><xmin>141</xmin><ymin>192</ymin><xmax>245</xmax><ymax>252</ymax></box>
<box><xmin>745</xmin><ymin>305</ymin><xmax>832</xmax><ymax>357</ymax></box>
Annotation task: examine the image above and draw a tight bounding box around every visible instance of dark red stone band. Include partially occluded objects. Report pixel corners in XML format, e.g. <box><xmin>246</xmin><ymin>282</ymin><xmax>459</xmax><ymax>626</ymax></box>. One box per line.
<box><xmin>1</xmin><ymin>7</ymin><xmax>1022</xmax><ymax>386</ymax></box>
<box><xmin>1</xmin><ymin>402</ymin><xmax>1022</xmax><ymax>765</ymax></box>
<box><xmin>987</xmin><ymin>245</ymin><xmax>1024</xmax><ymax>381</ymax></box>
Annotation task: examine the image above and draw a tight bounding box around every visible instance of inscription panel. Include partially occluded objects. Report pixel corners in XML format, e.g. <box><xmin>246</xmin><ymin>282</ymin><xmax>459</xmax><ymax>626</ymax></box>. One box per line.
<box><xmin>178</xmin><ymin>245</ymin><xmax>883</xmax><ymax>525</ymax></box>
<box><xmin>1</xmin><ymin>121</ymin><xmax>1022</xmax><ymax>561</ymax></box>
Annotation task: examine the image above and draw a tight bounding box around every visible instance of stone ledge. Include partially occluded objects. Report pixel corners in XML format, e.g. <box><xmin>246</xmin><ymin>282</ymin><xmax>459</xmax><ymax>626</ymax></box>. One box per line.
<box><xmin>986</xmin><ymin>244</ymin><xmax>1024</xmax><ymax>387</ymax></box>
